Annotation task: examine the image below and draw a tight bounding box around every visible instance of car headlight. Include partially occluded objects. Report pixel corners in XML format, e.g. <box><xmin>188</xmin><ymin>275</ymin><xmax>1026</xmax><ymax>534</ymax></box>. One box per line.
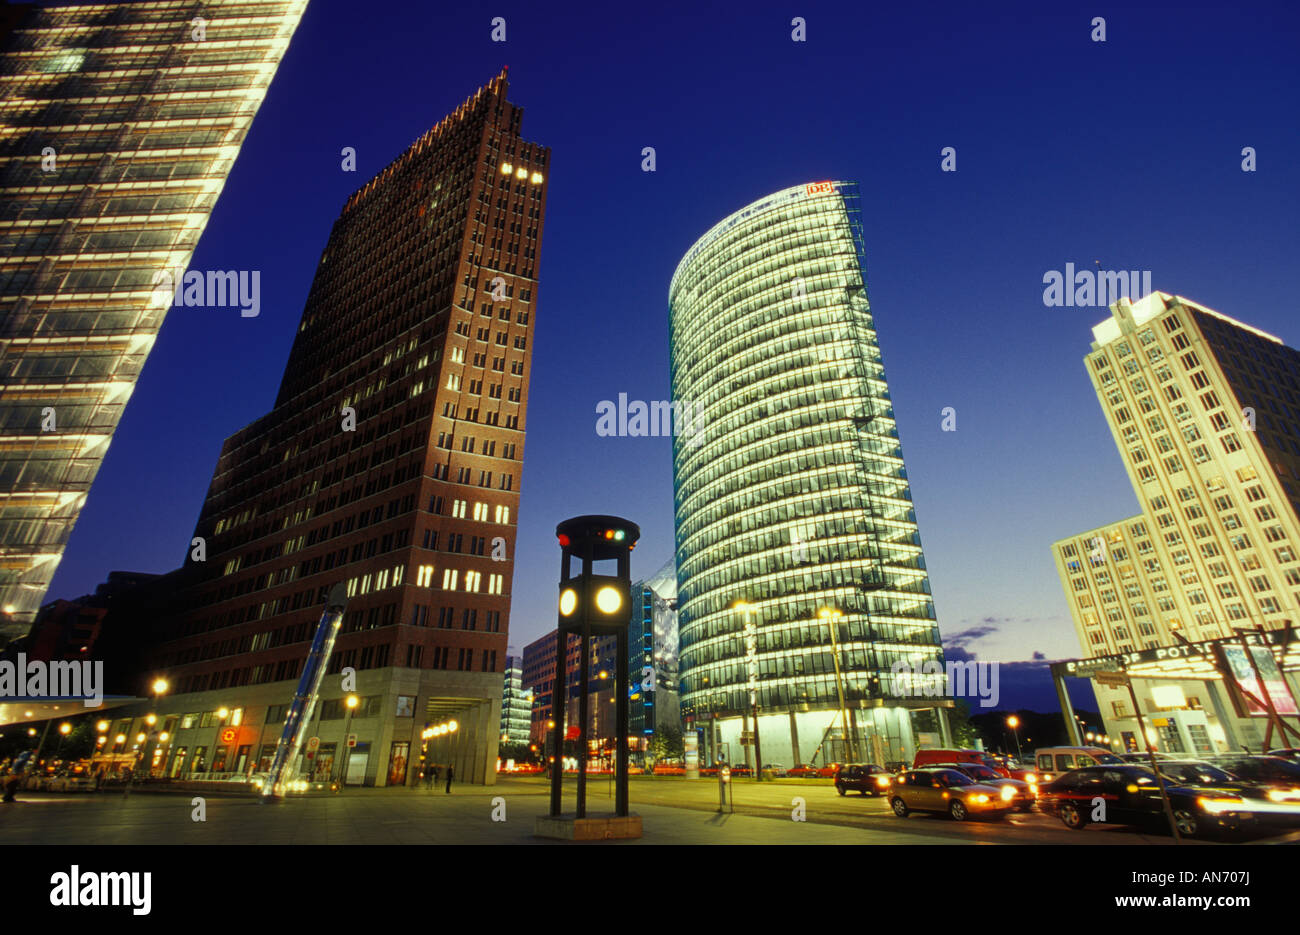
<box><xmin>1197</xmin><ymin>795</ymin><xmax>1242</xmax><ymax>813</ymax></box>
<box><xmin>1000</xmin><ymin>786</ymin><xmax>1016</xmax><ymax>801</ymax></box>
<box><xmin>876</xmin><ymin>776</ymin><xmax>890</xmax><ymax>787</ymax></box>
<box><xmin>972</xmin><ymin>794</ymin><xmax>990</xmax><ymax>803</ymax></box>
<box><xmin>1028</xmin><ymin>782</ymin><xmax>1038</xmax><ymax>793</ymax></box>
<box><xmin>1024</xmin><ymin>773</ymin><xmax>1037</xmax><ymax>784</ymax></box>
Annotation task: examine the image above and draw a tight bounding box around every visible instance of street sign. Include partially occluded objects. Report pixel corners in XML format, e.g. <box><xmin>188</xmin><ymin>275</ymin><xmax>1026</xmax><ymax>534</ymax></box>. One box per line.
<box><xmin>346</xmin><ymin>734</ymin><xmax>357</xmax><ymax>748</ymax></box>
<box><xmin>306</xmin><ymin>736</ymin><xmax>320</xmax><ymax>751</ymax></box>
<box><xmin>1093</xmin><ymin>670</ymin><xmax>1130</xmax><ymax>688</ymax></box>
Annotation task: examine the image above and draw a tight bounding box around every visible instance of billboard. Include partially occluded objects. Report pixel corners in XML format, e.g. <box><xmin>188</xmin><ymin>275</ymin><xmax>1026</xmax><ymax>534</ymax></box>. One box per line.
<box><xmin>1217</xmin><ymin>643</ymin><xmax>1300</xmax><ymax>718</ymax></box>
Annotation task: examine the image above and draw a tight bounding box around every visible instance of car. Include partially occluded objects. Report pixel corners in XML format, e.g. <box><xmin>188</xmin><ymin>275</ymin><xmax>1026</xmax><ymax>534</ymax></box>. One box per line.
<box><xmin>786</xmin><ymin>763</ymin><xmax>820</xmax><ymax>778</ymax></box>
<box><xmin>913</xmin><ymin>748</ymin><xmax>1035</xmax><ymax>781</ymax></box>
<box><xmin>1153</xmin><ymin>760</ymin><xmax>1300</xmax><ymax>830</ymax></box>
<box><xmin>934</xmin><ymin>761</ymin><xmax>1037</xmax><ymax>811</ymax></box>
<box><xmin>1032</xmin><ymin>746</ymin><xmax>1124</xmax><ymax>781</ymax></box>
<box><xmin>728</xmin><ymin>763</ymin><xmax>753</xmax><ymax>778</ymax></box>
<box><xmin>833</xmin><ymin>763</ymin><xmax>891</xmax><ymax>796</ymax></box>
<box><xmin>1117</xmin><ymin>751</ymin><xmax>1174</xmax><ymax>764</ymax></box>
<box><xmin>888</xmin><ymin>767</ymin><xmax>1016</xmax><ymax>821</ymax></box>
<box><xmin>1266</xmin><ymin>748</ymin><xmax>1300</xmax><ymax>763</ymax></box>
<box><xmin>1209</xmin><ymin>754</ymin><xmax>1300</xmax><ymax>799</ymax></box>
<box><xmin>761</xmin><ymin>763</ymin><xmax>788</xmax><ymax>777</ymax></box>
<box><xmin>1037</xmin><ymin>764</ymin><xmax>1255</xmax><ymax>838</ymax></box>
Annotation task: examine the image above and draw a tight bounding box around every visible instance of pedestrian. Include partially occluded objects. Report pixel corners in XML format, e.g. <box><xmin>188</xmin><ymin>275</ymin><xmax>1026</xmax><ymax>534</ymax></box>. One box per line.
<box><xmin>422</xmin><ymin>766</ymin><xmax>434</xmax><ymax>790</ymax></box>
<box><xmin>444</xmin><ymin>763</ymin><xmax>453</xmax><ymax>794</ymax></box>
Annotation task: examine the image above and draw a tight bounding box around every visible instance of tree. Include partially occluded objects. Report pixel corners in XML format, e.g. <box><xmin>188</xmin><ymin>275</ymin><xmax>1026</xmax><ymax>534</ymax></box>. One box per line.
<box><xmin>649</xmin><ymin>723</ymin><xmax>684</xmax><ymax>762</ymax></box>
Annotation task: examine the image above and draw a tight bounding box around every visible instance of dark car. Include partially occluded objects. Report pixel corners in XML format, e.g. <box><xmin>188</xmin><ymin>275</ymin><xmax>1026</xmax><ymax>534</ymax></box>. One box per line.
<box><xmin>1210</xmin><ymin>755</ymin><xmax>1300</xmax><ymax>798</ymax></box>
<box><xmin>937</xmin><ymin>761</ymin><xmax>1037</xmax><ymax>811</ymax></box>
<box><xmin>1266</xmin><ymin>748</ymin><xmax>1300</xmax><ymax>763</ymax></box>
<box><xmin>1038</xmin><ymin>764</ymin><xmax>1254</xmax><ymax>838</ymax></box>
<box><xmin>1154</xmin><ymin>760</ymin><xmax>1300</xmax><ymax>829</ymax></box>
<box><xmin>1118</xmin><ymin>751</ymin><xmax>1173</xmax><ymax>764</ymax></box>
<box><xmin>834</xmin><ymin>763</ymin><xmax>891</xmax><ymax>796</ymax></box>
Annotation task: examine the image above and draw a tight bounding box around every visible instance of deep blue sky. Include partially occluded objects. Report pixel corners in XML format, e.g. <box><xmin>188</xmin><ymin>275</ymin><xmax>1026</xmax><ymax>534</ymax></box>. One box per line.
<box><xmin>48</xmin><ymin>0</ymin><xmax>1300</xmax><ymax>712</ymax></box>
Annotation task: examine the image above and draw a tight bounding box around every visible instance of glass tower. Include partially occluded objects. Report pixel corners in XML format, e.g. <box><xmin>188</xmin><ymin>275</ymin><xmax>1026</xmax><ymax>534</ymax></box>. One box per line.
<box><xmin>0</xmin><ymin>0</ymin><xmax>309</xmax><ymax>637</ymax></box>
<box><xmin>669</xmin><ymin>181</ymin><xmax>945</xmax><ymax>766</ymax></box>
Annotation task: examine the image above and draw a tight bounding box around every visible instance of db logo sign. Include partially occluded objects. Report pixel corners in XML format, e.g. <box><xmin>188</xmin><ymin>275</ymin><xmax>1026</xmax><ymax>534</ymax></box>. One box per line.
<box><xmin>805</xmin><ymin>181</ymin><xmax>833</xmax><ymax>196</ymax></box>
<box><xmin>219</xmin><ymin>727</ymin><xmax>237</xmax><ymax>744</ymax></box>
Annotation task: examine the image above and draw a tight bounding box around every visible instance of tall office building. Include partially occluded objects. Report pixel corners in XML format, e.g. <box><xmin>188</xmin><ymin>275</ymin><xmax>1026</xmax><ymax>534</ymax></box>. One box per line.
<box><xmin>629</xmin><ymin>559</ymin><xmax>680</xmax><ymax>746</ymax></box>
<box><xmin>669</xmin><ymin>181</ymin><xmax>947</xmax><ymax>768</ymax></box>
<box><xmin>521</xmin><ymin>628</ymin><xmax>618</xmax><ymax>753</ymax></box>
<box><xmin>0</xmin><ymin>0</ymin><xmax>309</xmax><ymax>638</ymax></box>
<box><xmin>499</xmin><ymin>653</ymin><xmax>531</xmax><ymax>745</ymax></box>
<box><xmin>1052</xmin><ymin>292</ymin><xmax>1300</xmax><ymax>753</ymax></box>
<box><xmin>139</xmin><ymin>69</ymin><xmax>548</xmax><ymax>786</ymax></box>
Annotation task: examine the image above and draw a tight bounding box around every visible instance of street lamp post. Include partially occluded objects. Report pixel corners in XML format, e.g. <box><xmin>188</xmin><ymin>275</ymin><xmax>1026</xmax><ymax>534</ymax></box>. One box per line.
<box><xmin>1006</xmin><ymin>715</ymin><xmax>1022</xmax><ymax>761</ymax></box>
<box><xmin>819</xmin><ymin>608</ymin><xmax>854</xmax><ymax>763</ymax></box>
<box><xmin>734</xmin><ymin>601</ymin><xmax>764</xmax><ymax>781</ymax></box>
<box><xmin>337</xmin><ymin>693</ymin><xmax>359</xmax><ymax>788</ymax></box>
<box><xmin>144</xmin><ymin>678</ymin><xmax>169</xmax><ymax>778</ymax></box>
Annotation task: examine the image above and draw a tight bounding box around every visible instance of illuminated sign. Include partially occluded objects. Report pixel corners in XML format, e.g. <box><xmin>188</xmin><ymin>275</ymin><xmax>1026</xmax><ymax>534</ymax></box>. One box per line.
<box><xmin>805</xmin><ymin>181</ymin><xmax>834</xmax><ymax>196</ymax></box>
<box><xmin>219</xmin><ymin>727</ymin><xmax>237</xmax><ymax>744</ymax></box>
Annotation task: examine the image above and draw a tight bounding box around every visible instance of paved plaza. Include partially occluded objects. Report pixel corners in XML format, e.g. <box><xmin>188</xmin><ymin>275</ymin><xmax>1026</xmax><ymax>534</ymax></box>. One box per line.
<box><xmin>3</xmin><ymin>774</ymin><xmax>1273</xmax><ymax>845</ymax></box>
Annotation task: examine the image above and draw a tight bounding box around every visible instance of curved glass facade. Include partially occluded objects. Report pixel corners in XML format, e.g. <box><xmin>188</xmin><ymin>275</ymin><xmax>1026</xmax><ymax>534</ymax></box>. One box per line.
<box><xmin>669</xmin><ymin>181</ymin><xmax>944</xmax><ymax>763</ymax></box>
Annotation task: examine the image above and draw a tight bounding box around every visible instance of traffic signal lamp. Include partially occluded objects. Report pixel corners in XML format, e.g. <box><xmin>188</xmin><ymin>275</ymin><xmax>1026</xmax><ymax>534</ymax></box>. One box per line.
<box><xmin>557</xmin><ymin>575</ymin><xmax>631</xmax><ymax>626</ymax></box>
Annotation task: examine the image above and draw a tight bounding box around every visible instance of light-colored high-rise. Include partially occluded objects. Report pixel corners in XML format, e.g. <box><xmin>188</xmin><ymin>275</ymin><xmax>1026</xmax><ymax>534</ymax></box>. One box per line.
<box><xmin>1052</xmin><ymin>292</ymin><xmax>1300</xmax><ymax>752</ymax></box>
<box><xmin>0</xmin><ymin>0</ymin><xmax>309</xmax><ymax>637</ymax></box>
<box><xmin>670</xmin><ymin>181</ymin><xmax>947</xmax><ymax>768</ymax></box>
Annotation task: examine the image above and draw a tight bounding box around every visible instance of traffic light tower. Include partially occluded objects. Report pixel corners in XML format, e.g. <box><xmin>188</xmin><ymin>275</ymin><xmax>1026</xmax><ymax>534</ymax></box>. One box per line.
<box><xmin>536</xmin><ymin>515</ymin><xmax>642</xmax><ymax>840</ymax></box>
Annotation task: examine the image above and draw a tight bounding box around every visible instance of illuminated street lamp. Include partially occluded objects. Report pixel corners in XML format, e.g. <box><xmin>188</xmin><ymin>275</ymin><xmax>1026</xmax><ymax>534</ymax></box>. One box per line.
<box><xmin>1006</xmin><ymin>715</ymin><xmax>1023</xmax><ymax>761</ymax></box>
<box><xmin>818</xmin><ymin>608</ymin><xmax>855</xmax><ymax>764</ymax></box>
<box><xmin>336</xmin><ymin>694</ymin><xmax>360</xmax><ymax>788</ymax></box>
<box><xmin>734</xmin><ymin>601</ymin><xmax>766</xmax><ymax>779</ymax></box>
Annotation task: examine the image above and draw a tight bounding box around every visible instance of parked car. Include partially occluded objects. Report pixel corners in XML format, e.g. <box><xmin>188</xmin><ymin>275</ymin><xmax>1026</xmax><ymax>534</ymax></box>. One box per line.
<box><xmin>1265</xmin><ymin>748</ymin><xmax>1300</xmax><ymax>764</ymax></box>
<box><xmin>834</xmin><ymin>763</ymin><xmax>891</xmax><ymax>796</ymax></box>
<box><xmin>1153</xmin><ymin>760</ymin><xmax>1300</xmax><ymax>829</ymax></box>
<box><xmin>762</xmin><ymin>763</ymin><xmax>788</xmax><ymax>777</ymax></box>
<box><xmin>1117</xmin><ymin>751</ymin><xmax>1174</xmax><ymax>764</ymax></box>
<box><xmin>889</xmin><ymin>767</ymin><xmax>1016</xmax><ymax>821</ymax></box>
<box><xmin>1209</xmin><ymin>754</ymin><xmax>1300</xmax><ymax>799</ymax></box>
<box><xmin>1032</xmin><ymin>746</ymin><xmax>1124</xmax><ymax>781</ymax></box>
<box><xmin>914</xmin><ymin>748</ymin><xmax>1035</xmax><ymax>781</ymax></box>
<box><xmin>1037</xmin><ymin>764</ymin><xmax>1254</xmax><ymax>838</ymax></box>
<box><xmin>936</xmin><ymin>761</ymin><xmax>1037</xmax><ymax>811</ymax></box>
<box><xmin>786</xmin><ymin>763</ymin><xmax>820</xmax><ymax>778</ymax></box>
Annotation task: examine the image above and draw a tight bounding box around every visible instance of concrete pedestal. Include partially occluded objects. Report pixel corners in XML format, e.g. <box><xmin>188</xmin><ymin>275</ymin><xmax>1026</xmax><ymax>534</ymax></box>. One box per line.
<box><xmin>533</xmin><ymin>813</ymin><xmax>643</xmax><ymax>841</ymax></box>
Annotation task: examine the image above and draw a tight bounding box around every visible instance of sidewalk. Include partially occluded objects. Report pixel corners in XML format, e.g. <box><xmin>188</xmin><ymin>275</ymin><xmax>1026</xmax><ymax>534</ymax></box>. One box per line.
<box><xmin>0</xmin><ymin>784</ymin><xmax>964</xmax><ymax>845</ymax></box>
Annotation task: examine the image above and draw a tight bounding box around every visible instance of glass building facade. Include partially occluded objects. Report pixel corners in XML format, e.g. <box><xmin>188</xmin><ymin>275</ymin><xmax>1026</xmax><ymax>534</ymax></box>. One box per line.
<box><xmin>0</xmin><ymin>0</ymin><xmax>309</xmax><ymax>637</ymax></box>
<box><xmin>669</xmin><ymin>181</ymin><xmax>946</xmax><ymax>766</ymax></box>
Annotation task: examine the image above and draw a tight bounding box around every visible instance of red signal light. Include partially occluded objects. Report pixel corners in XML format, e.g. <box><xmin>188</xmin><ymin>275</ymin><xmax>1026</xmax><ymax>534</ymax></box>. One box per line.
<box><xmin>557</xmin><ymin>534</ymin><xmax>570</xmax><ymax>547</ymax></box>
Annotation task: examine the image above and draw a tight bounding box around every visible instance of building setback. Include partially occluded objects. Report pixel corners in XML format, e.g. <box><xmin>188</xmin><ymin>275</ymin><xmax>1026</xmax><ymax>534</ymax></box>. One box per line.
<box><xmin>0</xmin><ymin>0</ymin><xmax>310</xmax><ymax>639</ymax></box>
<box><xmin>1052</xmin><ymin>292</ymin><xmax>1300</xmax><ymax>754</ymax></box>
<box><xmin>136</xmin><ymin>69</ymin><xmax>548</xmax><ymax>786</ymax></box>
<box><xmin>669</xmin><ymin>181</ymin><xmax>950</xmax><ymax>769</ymax></box>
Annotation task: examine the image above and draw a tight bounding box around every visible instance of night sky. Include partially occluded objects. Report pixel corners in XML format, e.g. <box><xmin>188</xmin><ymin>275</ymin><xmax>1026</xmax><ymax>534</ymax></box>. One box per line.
<box><xmin>46</xmin><ymin>0</ymin><xmax>1300</xmax><ymax>712</ymax></box>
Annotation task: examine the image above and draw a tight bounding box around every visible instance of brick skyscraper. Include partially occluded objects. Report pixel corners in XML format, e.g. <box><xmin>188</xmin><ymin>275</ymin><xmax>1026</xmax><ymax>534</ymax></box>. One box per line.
<box><xmin>138</xmin><ymin>70</ymin><xmax>547</xmax><ymax>786</ymax></box>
